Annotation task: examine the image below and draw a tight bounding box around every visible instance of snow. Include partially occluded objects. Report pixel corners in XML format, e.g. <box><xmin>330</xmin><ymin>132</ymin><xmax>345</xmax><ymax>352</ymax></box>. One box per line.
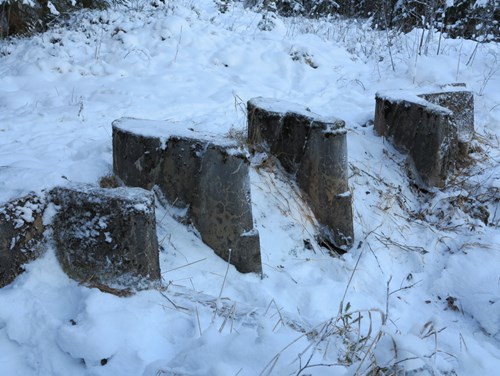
<box><xmin>249</xmin><ymin>96</ymin><xmax>347</xmax><ymax>136</ymax></box>
<box><xmin>47</xmin><ymin>1</ymin><xmax>60</xmax><ymax>16</ymax></box>
<box><xmin>1</xmin><ymin>1</ymin><xmax>500</xmax><ymax>375</ymax></box>
<box><xmin>113</xmin><ymin>117</ymin><xmax>238</xmax><ymax>149</ymax></box>
<box><xmin>376</xmin><ymin>89</ymin><xmax>453</xmax><ymax>115</ymax></box>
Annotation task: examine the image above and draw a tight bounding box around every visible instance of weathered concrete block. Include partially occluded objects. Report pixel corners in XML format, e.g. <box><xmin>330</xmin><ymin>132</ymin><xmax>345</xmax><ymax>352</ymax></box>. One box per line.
<box><xmin>112</xmin><ymin>118</ymin><xmax>262</xmax><ymax>274</ymax></box>
<box><xmin>156</xmin><ymin>136</ymin><xmax>204</xmax><ymax>207</ymax></box>
<box><xmin>0</xmin><ymin>0</ymin><xmax>109</xmax><ymax>38</ymax></box>
<box><xmin>419</xmin><ymin>90</ymin><xmax>474</xmax><ymax>157</ymax></box>
<box><xmin>50</xmin><ymin>184</ymin><xmax>160</xmax><ymax>288</ymax></box>
<box><xmin>248</xmin><ymin>100</ymin><xmax>315</xmax><ymax>171</ymax></box>
<box><xmin>374</xmin><ymin>88</ymin><xmax>474</xmax><ymax>188</ymax></box>
<box><xmin>248</xmin><ymin>97</ymin><xmax>354</xmax><ymax>250</ymax></box>
<box><xmin>112</xmin><ymin>124</ymin><xmax>163</xmax><ymax>190</ymax></box>
<box><xmin>193</xmin><ymin>145</ymin><xmax>261</xmax><ymax>273</ymax></box>
<box><xmin>0</xmin><ymin>194</ymin><xmax>46</xmax><ymax>287</ymax></box>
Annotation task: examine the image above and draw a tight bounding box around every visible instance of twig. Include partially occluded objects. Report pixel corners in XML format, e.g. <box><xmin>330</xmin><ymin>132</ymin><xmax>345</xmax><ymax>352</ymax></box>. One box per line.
<box><xmin>219</xmin><ymin>249</ymin><xmax>232</xmax><ymax>298</ymax></box>
<box><xmin>260</xmin><ymin>354</ymin><xmax>281</xmax><ymax>376</ymax></box>
<box><xmin>161</xmin><ymin>258</ymin><xmax>207</xmax><ymax>274</ymax></box>
<box><xmin>83</xmin><ymin>282</ymin><xmax>133</xmax><ymax>297</ymax></box>
<box><xmin>296</xmin><ymin>361</ymin><xmax>339</xmax><ymax>375</ymax></box>
<box><xmin>158</xmin><ymin>290</ymin><xmax>189</xmax><ymax>311</ymax></box>
<box><xmin>374</xmin><ymin>233</ymin><xmax>428</xmax><ymax>254</ymax></box>
<box><xmin>339</xmin><ymin>246</ymin><xmax>364</xmax><ymax>313</ymax></box>
<box><xmin>270</xmin><ymin>300</ymin><xmax>285</xmax><ymax>331</ymax></box>
<box><xmin>195</xmin><ymin>305</ymin><xmax>202</xmax><ymax>337</ymax></box>
<box><xmin>389</xmin><ymin>280</ymin><xmax>422</xmax><ymax>296</ymax></box>
<box><xmin>219</xmin><ymin>303</ymin><xmax>237</xmax><ymax>333</ymax></box>
<box><xmin>174</xmin><ymin>26</ymin><xmax>183</xmax><ymax>62</ymax></box>
<box><xmin>459</xmin><ymin>333</ymin><xmax>468</xmax><ymax>352</ymax></box>
<box><xmin>385</xmin><ymin>276</ymin><xmax>392</xmax><ymax>320</ymax></box>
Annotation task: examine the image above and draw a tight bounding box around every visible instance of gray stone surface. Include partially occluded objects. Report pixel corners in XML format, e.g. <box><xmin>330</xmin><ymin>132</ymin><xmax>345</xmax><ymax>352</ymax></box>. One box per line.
<box><xmin>112</xmin><ymin>118</ymin><xmax>262</xmax><ymax>274</ymax></box>
<box><xmin>50</xmin><ymin>184</ymin><xmax>160</xmax><ymax>288</ymax></box>
<box><xmin>0</xmin><ymin>194</ymin><xmax>46</xmax><ymax>287</ymax></box>
<box><xmin>193</xmin><ymin>145</ymin><xmax>261</xmax><ymax>273</ymax></box>
<box><xmin>248</xmin><ymin>97</ymin><xmax>354</xmax><ymax>250</ymax></box>
<box><xmin>112</xmin><ymin>126</ymin><xmax>163</xmax><ymax>190</ymax></box>
<box><xmin>156</xmin><ymin>136</ymin><xmax>204</xmax><ymax>207</ymax></box>
<box><xmin>374</xmin><ymin>89</ymin><xmax>474</xmax><ymax>188</ymax></box>
<box><xmin>419</xmin><ymin>90</ymin><xmax>474</xmax><ymax>157</ymax></box>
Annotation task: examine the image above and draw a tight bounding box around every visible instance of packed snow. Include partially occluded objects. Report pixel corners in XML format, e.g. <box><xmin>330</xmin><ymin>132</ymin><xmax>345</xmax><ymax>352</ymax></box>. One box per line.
<box><xmin>0</xmin><ymin>1</ymin><xmax>499</xmax><ymax>375</ymax></box>
<box><xmin>112</xmin><ymin>117</ymin><xmax>238</xmax><ymax>148</ymax></box>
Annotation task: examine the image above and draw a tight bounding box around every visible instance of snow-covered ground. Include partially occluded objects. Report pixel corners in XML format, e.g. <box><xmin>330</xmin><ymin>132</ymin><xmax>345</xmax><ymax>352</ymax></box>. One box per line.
<box><xmin>1</xmin><ymin>1</ymin><xmax>499</xmax><ymax>375</ymax></box>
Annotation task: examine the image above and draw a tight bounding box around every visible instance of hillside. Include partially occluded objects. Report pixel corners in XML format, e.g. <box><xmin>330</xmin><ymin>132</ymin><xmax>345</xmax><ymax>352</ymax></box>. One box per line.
<box><xmin>0</xmin><ymin>1</ymin><xmax>499</xmax><ymax>375</ymax></box>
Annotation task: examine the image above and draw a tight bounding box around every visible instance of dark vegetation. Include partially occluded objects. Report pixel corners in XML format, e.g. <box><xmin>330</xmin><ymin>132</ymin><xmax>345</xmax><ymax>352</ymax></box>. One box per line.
<box><xmin>0</xmin><ymin>0</ymin><xmax>108</xmax><ymax>37</ymax></box>
<box><xmin>242</xmin><ymin>0</ymin><xmax>499</xmax><ymax>41</ymax></box>
<box><xmin>1</xmin><ymin>0</ymin><xmax>498</xmax><ymax>41</ymax></box>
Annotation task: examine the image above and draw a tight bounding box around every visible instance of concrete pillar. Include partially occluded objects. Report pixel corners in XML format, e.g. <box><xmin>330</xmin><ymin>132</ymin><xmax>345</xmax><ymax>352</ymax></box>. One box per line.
<box><xmin>193</xmin><ymin>144</ymin><xmax>261</xmax><ymax>273</ymax></box>
<box><xmin>248</xmin><ymin>97</ymin><xmax>354</xmax><ymax>250</ymax></box>
<box><xmin>112</xmin><ymin>118</ymin><xmax>262</xmax><ymax>274</ymax></box>
<box><xmin>374</xmin><ymin>89</ymin><xmax>472</xmax><ymax>188</ymax></box>
<box><xmin>419</xmin><ymin>90</ymin><xmax>474</xmax><ymax>157</ymax></box>
<box><xmin>50</xmin><ymin>184</ymin><xmax>160</xmax><ymax>288</ymax></box>
<box><xmin>112</xmin><ymin>120</ymin><xmax>163</xmax><ymax>190</ymax></box>
<box><xmin>0</xmin><ymin>194</ymin><xmax>45</xmax><ymax>287</ymax></box>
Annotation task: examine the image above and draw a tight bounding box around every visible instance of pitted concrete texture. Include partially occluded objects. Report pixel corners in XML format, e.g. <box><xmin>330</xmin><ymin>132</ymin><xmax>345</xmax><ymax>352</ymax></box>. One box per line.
<box><xmin>374</xmin><ymin>88</ymin><xmax>474</xmax><ymax>188</ymax></box>
<box><xmin>247</xmin><ymin>97</ymin><xmax>354</xmax><ymax>250</ymax></box>
<box><xmin>112</xmin><ymin>118</ymin><xmax>262</xmax><ymax>274</ymax></box>
<box><xmin>419</xmin><ymin>90</ymin><xmax>474</xmax><ymax>158</ymax></box>
<box><xmin>193</xmin><ymin>144</ymin><xmax>261</xmax><ymax>273</ymax></box>
<box><xmin>112</xmin><ymin>125</ymin><xmax>163</xmax><ymax>190</ymax></box>
<box><xmin>0</xmin><ymin>194</ymin><xmax>46</xmax><ymax>287</ymax></box>
<box><xmin>50</xmin><ymin>184</ymin><xmax>160</xmax><ymax>288</ymax></box>
<box><xmin>156</xmin><ymin>136</ymin><xmax>204</xmax><ymax>207</ymax></box>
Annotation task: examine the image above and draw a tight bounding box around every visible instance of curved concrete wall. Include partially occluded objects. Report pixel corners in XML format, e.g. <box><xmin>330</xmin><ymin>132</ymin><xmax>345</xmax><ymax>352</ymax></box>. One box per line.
<box><xmin>247</xmin><ymin>97</ymin><xmax>354</xmax><ymax>250</ymax></box>
<box><xmin>374</xmin><ymin>89</ymin><xmax>474</xmax><ymax>188</ymax></box>
<box><xmin>0</xmin><ymin>194</ymin><xmax>45</xmax><ymax>287</ymax></box>
<box><xmin>112</xmin><ymin>118</ymin><xmax>262</xmax><ymax>274</ymax></box>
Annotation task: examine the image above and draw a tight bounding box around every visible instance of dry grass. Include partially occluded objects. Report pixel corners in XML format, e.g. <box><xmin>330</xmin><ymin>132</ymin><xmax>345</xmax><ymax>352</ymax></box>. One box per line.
<box><xmin>79</xmin><ymin>280</ymin><xmax>133</xmax><ymax>297</ymax></box>
<box><xmin>98</xmin><ymin>174</ymin><xmax>121</xmax><ymax>188</ymax></box>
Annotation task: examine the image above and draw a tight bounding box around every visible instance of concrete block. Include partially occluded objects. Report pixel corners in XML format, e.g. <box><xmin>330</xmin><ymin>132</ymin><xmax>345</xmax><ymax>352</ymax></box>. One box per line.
<box><xmin>112</xmin><ymin>118</ymin><xmax>262</xmax><ymax>274</ymax></box>
<box><xmin>248</xmin><ymin>97</ymin><xmax>354</xmax><ymax>250</ymax></box>
<box><xmin>374</xmin><ymin>88</ymin><xmax>473</xmax><ymax>188</ymax></box>
<box><xmin>156</xmin><ymin>136</ymin><xmax>204</xmax><ymax>207</ymax></box>
<box><xmin>112</xmin><ymin>124</ymin><xmax>163</xmax><ymax>189</ymax></box>
<box><xmin>420</xmin><ymin>90</ymin><xmax>474</xmax><ymax>156</ymax></box>
<box><xmin>193</xmin><ymin>144</ymin><xmax>261</xmax><ymax>273</ymax></box>
<box><xmin>0</xmin><ymin>194</ymin><xmax>45</xmax><ymax>287</ymax></box>
<box><xmin>50</xmin><ymin>184</ymin><xmax>160</xmax><ymax>288</ymax></box>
